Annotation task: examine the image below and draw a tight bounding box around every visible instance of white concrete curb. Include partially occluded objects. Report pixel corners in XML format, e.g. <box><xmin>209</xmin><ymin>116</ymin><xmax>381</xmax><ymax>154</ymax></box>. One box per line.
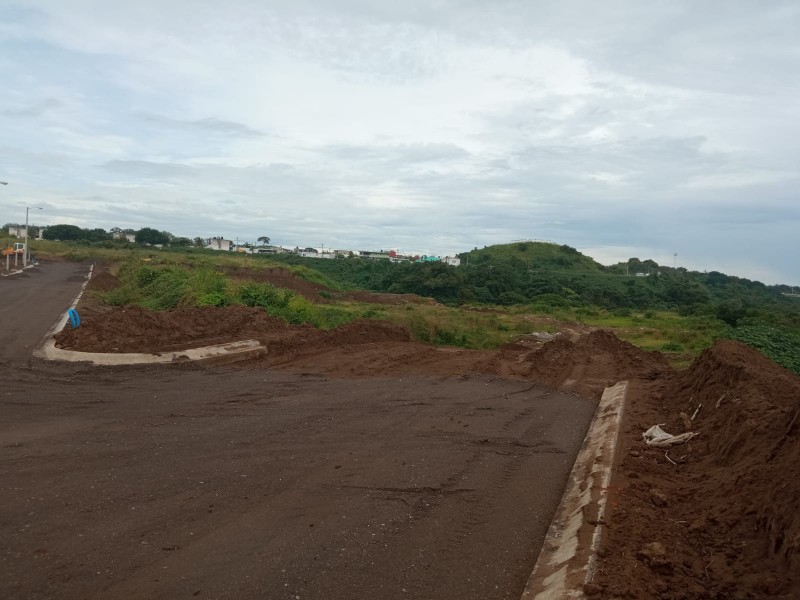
<box><xmin>35</xmin><ymin>338</ymin><xmax>266</xmax><ymax>366</ymax></box>
<box><xmin>520</xmin><ymin>381</ymin><xmax>628</xmax><ymax>600</ymax></box>
<box><xmin>1</xmin><ymin>262</ymin><xmax>39</xmax><ymax>277</ymax></box>
<box><xmin>34</xmin><ymin>264</ymin><xmax>266</xmax><ymax>366</ymax></box>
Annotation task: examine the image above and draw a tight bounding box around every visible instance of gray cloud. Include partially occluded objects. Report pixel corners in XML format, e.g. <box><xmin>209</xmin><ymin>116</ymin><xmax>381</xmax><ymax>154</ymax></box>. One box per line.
<box><xmin>134</xmin><ymin>112</ymin><xmax>266</xmax><ymax>138</ymax></box>
<box><xmin>323</xmin><ymin>142</ymin><xmax>469</xmax><ymax>164</ymax></box>
<box><xmin>1</xmin><ymin>0</ymin><xmax>799</xmax><ymax>283</ymax></box>
<box><xmin>1</xmin><ymin>97</ymin><xmax>61</xmax><ymax>117</ymax></box>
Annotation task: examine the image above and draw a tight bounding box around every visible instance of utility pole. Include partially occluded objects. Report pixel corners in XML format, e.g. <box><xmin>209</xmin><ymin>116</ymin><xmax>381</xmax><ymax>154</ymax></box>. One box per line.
<box><xmin>673</xmin><ymin>253</ymin><xmax>677</xmax><ymax>269</ymax></box>
<box><xmin>24</xmin><ymin>206</ymin><xmax>43</xmax><ymax>266</ymax></box>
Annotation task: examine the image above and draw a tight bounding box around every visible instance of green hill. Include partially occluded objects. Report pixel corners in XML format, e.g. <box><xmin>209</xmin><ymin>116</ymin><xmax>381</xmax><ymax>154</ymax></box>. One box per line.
<box><xmin>459</xmin><ymin>241</ymin><xmax>604</xmax><ymax>272</ymax></box>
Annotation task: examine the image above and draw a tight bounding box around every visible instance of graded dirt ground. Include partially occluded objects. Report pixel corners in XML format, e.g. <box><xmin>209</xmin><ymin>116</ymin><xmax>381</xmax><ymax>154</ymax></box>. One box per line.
<box><xmin>10</xmin><ymin>263</ymin><xmax>800</xmax><ymax>599</ymax></box>
<box><xmin>2</xmin><ymin>263</ymin><xmax>600</xmax><ymax>600</ymax></box>
<box><xmin>1</xmin><ymin>362</ymin><xmax>595</xmax><ymax>600</ymax></box>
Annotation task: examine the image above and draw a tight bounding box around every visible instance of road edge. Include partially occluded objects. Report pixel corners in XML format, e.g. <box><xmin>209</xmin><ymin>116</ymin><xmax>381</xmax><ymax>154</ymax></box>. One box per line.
<box><xmin>520</xmin><ymin>380</ymin><xmax>628</xmax><ymax>600</ymax></box>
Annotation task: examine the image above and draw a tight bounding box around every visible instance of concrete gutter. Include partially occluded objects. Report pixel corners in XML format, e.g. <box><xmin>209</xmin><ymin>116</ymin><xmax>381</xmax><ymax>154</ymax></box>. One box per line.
<box><xmin>520</xmin><ymin>381</ymin><xmax>628</xmax><ymax>600</ymax></box>
<box><xmin>35</xmin><ymin>264</ymin><xmax>267</xmax><ymax>366</ymax></box>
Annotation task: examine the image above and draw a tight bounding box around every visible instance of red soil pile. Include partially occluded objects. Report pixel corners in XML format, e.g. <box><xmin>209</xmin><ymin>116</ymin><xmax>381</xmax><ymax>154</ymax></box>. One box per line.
<box><xmin>595</xmin><ymin>340</ymin><xmax>800</xmax><ymax>599</ymax></box>
<box><xmin>225</xmin><ymin>266</ymin><xmax>333</xmax><ymax>303</ymax></box>
<box><xmin>342</xmin><ymin>290</ymin><xmax>437</xmax><ymax>305</ymax></box>
<box><xmin>86</xmin><ymin>271</ymin><xmax>120</xmax><ymax>293</ymax></box>
<box><xmin>487</xmin><ymin>330</ymin><xmax>671</xmax><ymax>399</ymax></box>
<box><xmin>55</xmin><ymin>306</ymin><xmax>290</xmax><ymax>353</ymax></box>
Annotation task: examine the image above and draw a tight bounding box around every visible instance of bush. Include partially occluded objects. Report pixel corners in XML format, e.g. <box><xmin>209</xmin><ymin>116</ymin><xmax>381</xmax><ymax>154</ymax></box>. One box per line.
<box><xmin>197</xmin><ymin>291</ymin><xmax>229</xmax><ymax>307</ymax></box>
<box><xmin>728</xmin><ymin>320</ymin><xmax>800</xmax><ymax>376</ymax></box>
<box><xmin>661</xmin><ymin>341</ymin><xmax>684</xmax><ymax>352</ymax></box>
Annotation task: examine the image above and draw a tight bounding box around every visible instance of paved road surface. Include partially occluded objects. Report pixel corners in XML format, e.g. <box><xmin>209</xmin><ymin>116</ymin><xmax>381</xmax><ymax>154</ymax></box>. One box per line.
<box><xmin>0</xmin><ymin>262</ymin><xmax>89</xmax><ymax>361</ymax></box>
<box><xmin>0</xmin><ymin>261</ymin><xmax>597</xmax><ymax>600</ymax></box>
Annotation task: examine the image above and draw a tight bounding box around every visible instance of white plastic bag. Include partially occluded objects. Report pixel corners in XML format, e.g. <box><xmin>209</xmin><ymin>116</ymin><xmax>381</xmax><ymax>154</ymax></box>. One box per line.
<box><xmin>642</xmin><ymin>424</ymin><xmax>698</xmax><ymax>447</ymax></box>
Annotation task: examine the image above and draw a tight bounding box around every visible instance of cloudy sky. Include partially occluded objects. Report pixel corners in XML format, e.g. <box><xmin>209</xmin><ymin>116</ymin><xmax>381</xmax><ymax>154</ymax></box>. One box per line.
<box><xmin>1</xmin><ymin>1</ymin><xmax>798</xmax><ymax>283</ymax></box>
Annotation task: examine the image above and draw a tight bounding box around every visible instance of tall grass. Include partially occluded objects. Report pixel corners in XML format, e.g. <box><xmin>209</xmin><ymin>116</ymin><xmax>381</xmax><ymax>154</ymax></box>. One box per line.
<box><xmin>103</xmin><ymin>261</ymin><xmax>355</xmax><ymax>329</ymax></box>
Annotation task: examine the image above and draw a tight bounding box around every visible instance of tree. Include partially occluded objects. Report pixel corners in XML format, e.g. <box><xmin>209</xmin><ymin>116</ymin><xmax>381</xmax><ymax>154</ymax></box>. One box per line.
<box><xmin>257</xmin><ymin>236</ymin><xmax>271</xmax><ymax>246</ymax></box>
<box><xmin>86</xmin><ymin>228</ymin><xmax>111</xmax><ymax>242</ymax></box>
<box><xmin>43</xmin><ymin>224</ymin><xmax>85</xmax><ymax>241</ymax></box>
<box><xmin>192</xmin><ymin>237</ymin><xmax>205</xmax><ymax>247</ymax></box>
<box><xmin>171</xmin><ymin>237</ymin><xmax>192</xmax><ymax>247</ymax></box>
<box><xmin>135</xmin><ymin>227</ymin><xmax>170</xmax><ymax>245</ymax></box>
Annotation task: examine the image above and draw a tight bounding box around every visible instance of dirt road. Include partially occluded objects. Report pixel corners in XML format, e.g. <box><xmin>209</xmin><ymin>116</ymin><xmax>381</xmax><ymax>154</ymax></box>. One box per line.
<box><xmin>0</xmin><ymin>262</ymin><xmax>88</xmax><ymax>362</ymax></box>
<box><xmin>0</xmin><ymin>265</ymin><xmax>597</xmax><ymax>600</ymax></box>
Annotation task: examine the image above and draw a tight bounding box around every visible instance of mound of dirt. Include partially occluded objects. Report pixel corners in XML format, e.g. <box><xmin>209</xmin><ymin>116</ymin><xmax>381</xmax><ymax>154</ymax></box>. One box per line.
<box><xmin>341</xmin><ymin>290</ymin><xmax>436</xmax><ymax>305</ymax></box>
<box><xmin>55</xmin><ymin>306</ymin><xmax>290</xmax><ymax>353</ymax></box>
<box><xmin>86</xmin><ymin>271</ymin><xmax>120</xmax><ymax>293</ymax></box>
<box><xmin>486</xmin><ymin>329</ymin><xmax>671</xmax><ymax>399</ymax></box>
<box><xmin>259</xmin><ymin>319</ymin><xmax>413</xmax><ymax>365</ymax></box>
<box><xmin>225</xmin><ymin>266</ymin><xmax>334</xmax><ymax>303</ymax></box>
<box><xmin>595</xmin><ymin>340</ymin><xmax>800</xmax><ymax>599</ymax></box>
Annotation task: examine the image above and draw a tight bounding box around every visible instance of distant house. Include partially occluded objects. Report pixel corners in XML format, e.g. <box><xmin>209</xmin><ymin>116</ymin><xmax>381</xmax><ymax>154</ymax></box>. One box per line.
<box><xmin>255</xmin><ymin>245</ymin><xmax>287</xmax><ymax>254</ymax></box>
<box><xmin>112</xmin><ymin>231</ymin><xmax>136</xmax><ymax>243</ymax></box>
<box><xmin>359</xmin><ymin>250</ymin><xmax>392</xmax><ymax>261</ymax></box>
<box><xmin>8</xmin><ymin>226</ymin><xmax>26</xmax><ymax>238</ymax></box>
<box><xmin>206</xmin><ymin>237</ymin><xmax>233</xmax><ymax>251</ymax></box>
<box><xmin>442</xmin><ymin>256</ymin><xmax>461</xmax><ymax>266</ymax></box>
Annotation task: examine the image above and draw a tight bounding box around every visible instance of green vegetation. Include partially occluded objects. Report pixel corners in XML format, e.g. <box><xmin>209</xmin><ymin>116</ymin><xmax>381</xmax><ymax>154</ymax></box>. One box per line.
<box><xmin>728</xmin><ymin>319</ymin><xmax>800</xmax><ymax>376</ymax></box>
<box><xmin>34</xmin><ymin>239</ymin><xmax>800</xmax><ymax>372</ymax></box>
<box><xmin>104</xmin><ymin>261</ymin><xmax>355</xmax><ymax>329</ymax></box>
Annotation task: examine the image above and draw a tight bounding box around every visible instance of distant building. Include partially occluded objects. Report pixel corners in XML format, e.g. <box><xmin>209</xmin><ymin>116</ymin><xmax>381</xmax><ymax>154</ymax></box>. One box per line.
<box><xmin>359</xmin><ymin>250</ymin><xmax>392</xmax><ymax>261</ymax></box>
<box><xmin>255</xmin><ymin>245</ymin><xmax>289</xmax><ymax>254</ymax></box>
<box><xmin>8</xmin><ymin>226</ymin><xmax>26</xmax><ymax>238</ymax></box>
<box><xmin>206</xmin><ymin>237</ymin><xmax>233</xmax><ymax>251</ymax></box>
<box><xmin>442</xmin><ymin>256</ymin><xmax>461</xmax><ymax>266</ymax></box>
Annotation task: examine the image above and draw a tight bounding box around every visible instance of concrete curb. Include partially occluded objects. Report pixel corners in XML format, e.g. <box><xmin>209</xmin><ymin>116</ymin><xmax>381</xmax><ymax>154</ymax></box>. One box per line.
<box><xmin>35</xmin><ymin>338</ymin><xmax>266</xmax><ymax>366</ymax></box>
<box><xmin>34</xmin><ymin>264</ymin><xmax>267</xmax><ymax>366</ymax></box>
<box><xmin>1</xmin><ymin>262</ymin><xmax>39</xmax><ymax>277</ymax></box>
<box><xmin>520</xmin><ymin>381</ymin><xmax>628</xmax><ymax>600</ymax></box>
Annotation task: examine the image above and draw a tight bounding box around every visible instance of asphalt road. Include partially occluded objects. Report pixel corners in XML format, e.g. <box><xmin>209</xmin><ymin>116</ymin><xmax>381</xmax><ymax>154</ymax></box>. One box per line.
<box><xmin>0</xmin><ymin>261</ymin><xmax>597</xmax><ymax>600</ymax></box>
<box><xmin>0</xmin><ymin>261</ymin><xmax>89</xmax><ymax>362</ymax></box>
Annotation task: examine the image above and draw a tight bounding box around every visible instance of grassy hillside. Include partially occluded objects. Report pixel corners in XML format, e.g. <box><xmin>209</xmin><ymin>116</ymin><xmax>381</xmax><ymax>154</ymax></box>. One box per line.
<box><xmin>459</xmin><ymin>241</ymin><xmax>604</xmax><ymax>272</ymax></box>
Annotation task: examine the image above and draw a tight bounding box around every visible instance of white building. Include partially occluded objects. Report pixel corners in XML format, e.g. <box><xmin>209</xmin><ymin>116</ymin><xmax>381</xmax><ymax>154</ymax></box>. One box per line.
<box><xmin>442</xmin><ymin>256</ymin><xmax>461</xmax><ymax>266</ymax></box>
<box><xmin>206</xmin><ymin>237</ymin><xmax>233</xmax><ymax>251</ymax></box>
<box><xmin>8</xmin><ymin>226</ymin><xmax>26</xmax><ymax>238</ymax></box>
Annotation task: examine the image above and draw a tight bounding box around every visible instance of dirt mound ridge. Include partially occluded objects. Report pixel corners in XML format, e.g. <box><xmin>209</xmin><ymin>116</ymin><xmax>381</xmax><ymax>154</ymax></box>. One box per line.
<box><xmin>665</xmin><ymin>340</ymin><xmax>800</xmax><ymax>570</ymax></box>
<box><xmin>55</xmin><ymin>306</ymin><xmax>289</xmax><ymax>353</ymax></box>
<box><xmin>596</xmin><ymin>340</ymin><xmax>800</xmax><ymax>598</ymax></box>
<box><xmin>262</xmin><ymin>319</ymin><xmax>413</xmax><ymax>365</ymax></box>
<box><xmin>226</xmin><ymin>267</ymin><xmax>333</xmax><ymax>303</ymax></box>
<box><xmin>86</xmin><ymin>271</ymin><xmax>120</xmax><ymax>293</ymax></box>
<box><xmin>487</xmin><ymin>329</ymin><xmax>671</xmax><ymax>399</ymax></box>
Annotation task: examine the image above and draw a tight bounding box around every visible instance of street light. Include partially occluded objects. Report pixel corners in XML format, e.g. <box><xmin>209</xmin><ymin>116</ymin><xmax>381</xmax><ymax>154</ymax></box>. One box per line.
<box><xmin>24</xmin><ymin>206</ymin><xmax>43</xmax><ymax>266</ymax></box>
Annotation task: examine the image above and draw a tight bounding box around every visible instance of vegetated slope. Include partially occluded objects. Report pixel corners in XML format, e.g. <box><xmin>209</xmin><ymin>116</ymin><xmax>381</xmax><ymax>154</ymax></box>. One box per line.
<box><xmin>459</xmin><ymin>241</ymin><xmax>605</xmax><ymax>272</ymax></box>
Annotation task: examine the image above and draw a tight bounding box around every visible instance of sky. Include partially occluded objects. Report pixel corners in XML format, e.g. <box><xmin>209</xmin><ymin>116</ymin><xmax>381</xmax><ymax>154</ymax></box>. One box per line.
<box><xmin>1</xmin><ymin>1</ymin><xmax>799</xmax><ymax>284</ymax></box>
